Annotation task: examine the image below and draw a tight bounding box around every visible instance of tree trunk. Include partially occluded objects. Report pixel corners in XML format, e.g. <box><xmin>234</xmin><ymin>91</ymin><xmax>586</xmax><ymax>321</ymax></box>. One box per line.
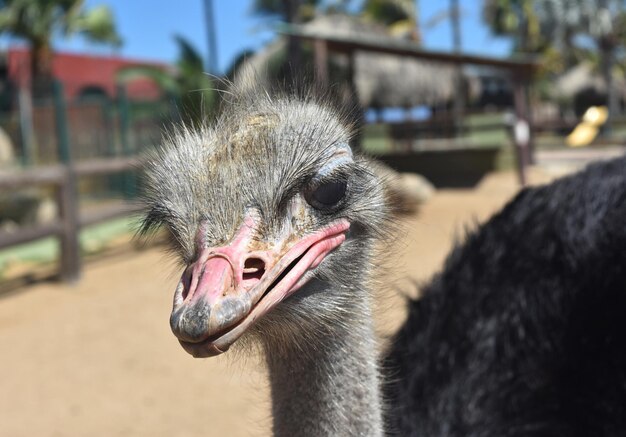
<box><xmin>203</xmin><ymin>0</ymin><xmax>219</xmax><ymax>74</ymax></box>
<box><xmin>563</xmin><ymin>29</ymin><xmax>577</xmax><ymax>69</ymax></box>
<box><xmin>413</xmin><ymin>0</ymin><xmax>421</xmax><ymax>43</ymax></box>
<box><xmin>31</xmin><ymin>39</ymin><xmax>55</xmax><ymax>98</ymax></box>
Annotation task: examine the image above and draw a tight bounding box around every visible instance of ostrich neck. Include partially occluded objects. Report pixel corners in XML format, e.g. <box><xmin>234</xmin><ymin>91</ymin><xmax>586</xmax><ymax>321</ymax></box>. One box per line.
<box><xmin>265</xmin><ymin>294</ymin><xmax>383</xmax><ymax>437</ymax></box>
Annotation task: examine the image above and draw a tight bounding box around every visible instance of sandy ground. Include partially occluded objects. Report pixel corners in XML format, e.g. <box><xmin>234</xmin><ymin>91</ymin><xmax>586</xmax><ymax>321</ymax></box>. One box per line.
<box><xmin>0</xmin><ymin>170</ymin><xmax>553</xmax><ymax>437</ymax></box>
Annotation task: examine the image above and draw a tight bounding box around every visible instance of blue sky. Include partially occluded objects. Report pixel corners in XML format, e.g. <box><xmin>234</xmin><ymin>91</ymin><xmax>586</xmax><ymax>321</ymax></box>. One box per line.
<box><xmin>7</xmin><ymin>0</ymin><xmax>512</xmax><ymax>73</ymax></box>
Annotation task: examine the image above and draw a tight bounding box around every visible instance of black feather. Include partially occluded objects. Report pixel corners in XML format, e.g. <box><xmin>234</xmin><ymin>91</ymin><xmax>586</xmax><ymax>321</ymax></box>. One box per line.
<box><xmin>384</xmin><ymin>156</ymin><xmax>626</xmax><ymax>437</ymax></box>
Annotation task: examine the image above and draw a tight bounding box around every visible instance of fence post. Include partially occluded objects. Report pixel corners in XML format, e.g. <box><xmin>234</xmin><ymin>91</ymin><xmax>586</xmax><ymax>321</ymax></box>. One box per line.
<box><xmin>117</xmin><ymin>84</ymin><xmax>135</xmax><ymax>198</ymax></box>
<box><xmin>53</xmin><ymin>81</ymin><xmax>71</xmax><ymax>163</ymax></box>
<box><xmin>313</xmin><ymin>38</ymin><xmax>328</xmax><ymax>88</ymax></box>
<box><xmin>18</xmin><ymin>86</ymin><xmax>35</xmax><ymax>166</ymax></box>
<box><xmin>512</xmin><ymin>79</ymin><xmax>530</xmax><ymax>186</ymax></box>
<box><xmin>53</xmin><ymin>81</ymin><xmax>81</xmax><ymax>282</ymax></box>
<box><xmin>102</xmin><ymin>98</ymin><xmax>116</xmax><ymax>157</ymax></box>
<box><xmin>101</xmin><ymin>97</ymin><xmax>120</xmax><ymax>193</ymax></box>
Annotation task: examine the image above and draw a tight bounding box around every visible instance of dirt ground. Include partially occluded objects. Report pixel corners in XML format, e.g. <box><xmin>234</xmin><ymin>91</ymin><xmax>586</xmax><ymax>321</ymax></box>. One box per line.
<box><xmin>0</xmin><ymin>170</ymin><xmax>554</xmax><ymax>437</ymax></box>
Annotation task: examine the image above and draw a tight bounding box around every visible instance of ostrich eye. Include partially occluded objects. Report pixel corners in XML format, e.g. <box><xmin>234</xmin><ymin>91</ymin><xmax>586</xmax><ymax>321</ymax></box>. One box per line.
<box><xmin>306</xmin><ymin>180</ymin><xmax>348</xmax><ymax>210</ymax></box>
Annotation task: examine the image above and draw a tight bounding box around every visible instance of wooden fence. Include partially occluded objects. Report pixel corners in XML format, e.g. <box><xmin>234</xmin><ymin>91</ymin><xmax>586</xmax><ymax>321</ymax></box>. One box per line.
<box><xmin>0</xmin><ymin>79</ymin><xmax>163</xmax><ymax>283</ymax></box>
<box><xmin>0</xmin><ymin>156</ymin><xmax>143</xmax><ymax>282</ymax></box>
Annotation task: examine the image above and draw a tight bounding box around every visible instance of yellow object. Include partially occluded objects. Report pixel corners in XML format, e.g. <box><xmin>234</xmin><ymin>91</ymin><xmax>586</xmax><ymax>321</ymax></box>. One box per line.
<box><xmin>566</xmin><ymin>106</ymin><xmax>608</xmax><ymax>147</ymax></box>
<box><xmin>566</xmin><ymin>124</ymin><xmax>599</xmax><ymax>147</ymax></box>
<box><xmin>582</xmin><ymin>106</ymin><xmax>608</xmax><ymax>125</ymax></box>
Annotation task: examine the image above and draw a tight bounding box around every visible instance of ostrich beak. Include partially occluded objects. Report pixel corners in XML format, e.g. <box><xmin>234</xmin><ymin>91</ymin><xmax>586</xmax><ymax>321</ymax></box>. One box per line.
<box><xmin>170</xmin><ymin>216</ymin><xmax>350</xmax><ymax>358</ymax></box>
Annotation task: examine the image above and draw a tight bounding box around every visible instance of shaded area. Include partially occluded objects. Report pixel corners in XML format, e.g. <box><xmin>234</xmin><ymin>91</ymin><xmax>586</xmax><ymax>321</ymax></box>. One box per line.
<box><xmin>377</xmin><ymin>145</ymin><xmax>501</xmax><ymax>188</ymax></box>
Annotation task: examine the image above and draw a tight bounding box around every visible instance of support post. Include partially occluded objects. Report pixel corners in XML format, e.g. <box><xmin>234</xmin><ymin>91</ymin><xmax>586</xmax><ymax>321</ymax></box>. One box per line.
<box><xmin>57</xmin><ymin>170</ymin><xmax>81</xmax><ymax>282</ymax></box>
<box><xmin>18</xmin><ymin>86</ymin><xmax>35</xmax><ymax>166</ymax></box>
<box><xmin>102</xmin><ymin>97</ymin><xmax>119</xmax><ymax>194</ymax></box>
<box><xmin>102</xmin><ymin>98</ymin><xmax>116</xmax><ymax>157</ymax></box>
<box><xmin>52</xmin><ymin>81</ymin><xmax>81</xmax><ymax>282</ymax></box>
<box><xmin>314</xmin><ymin>38</ymin><xmax>329</xmax><ymax>88</ymax></box>
<box><xmin>117</xmin><ymin>84</ymin><xmax>134</xmax><ymax>198</ymax></box>
<box><xmin>523</xmin><ymin>81</ymin><xmax>535</xmax><ymax>165</ymax></box>
<box><xmin>346</xmin><ymin>51</ymin><xmax>363</xmax><ymax>152</ymax></box>
<box><xmin>451</xmin><ymin>0</ymin><xmax>464</xmax><ymax>138</ymax></box>
<box><xmin>53</xmin><ymin>81</ymin><xmax>71</xmax><ymax>164</ymax></box>
<box><xmin>512</xmin><ymin>79</ymin><xmax>531</xmax><ymax>186</ymax></box>
<box><xmin>117</xmin><ymin>85</ymin><xmax>131</xmax><ymax>156</ymax></box>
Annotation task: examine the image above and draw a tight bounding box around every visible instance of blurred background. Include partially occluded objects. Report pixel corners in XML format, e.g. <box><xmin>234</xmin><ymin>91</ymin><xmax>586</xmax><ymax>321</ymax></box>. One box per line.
<box><xmin>1</xmin><ymin>1</ymin><xmax>625</xmax><ymax>436</ymax></box>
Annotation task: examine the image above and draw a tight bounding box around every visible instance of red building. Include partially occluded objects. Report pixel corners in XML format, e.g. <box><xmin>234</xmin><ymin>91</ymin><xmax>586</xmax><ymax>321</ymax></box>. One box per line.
<box><xmin>4</xmin><ymin>46</ymin><xmax>169</xmax><ymax>101</ymax></box>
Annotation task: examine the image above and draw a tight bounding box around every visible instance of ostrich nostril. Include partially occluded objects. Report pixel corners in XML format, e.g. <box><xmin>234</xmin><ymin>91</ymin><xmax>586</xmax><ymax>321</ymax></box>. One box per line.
<box><xmin>181</xmin><ymin>268</ymin><xmax>193</xmax><ymax>301</ymax></box>
<box><xmin>242</xmin><ymin>257</ymin><xmax>266</xmax><ymax>288</ymax></box>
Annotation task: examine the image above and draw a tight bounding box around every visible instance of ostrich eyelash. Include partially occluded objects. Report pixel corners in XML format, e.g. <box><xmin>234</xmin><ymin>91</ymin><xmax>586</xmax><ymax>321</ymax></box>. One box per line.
<box><xmin>138</xmin><ymin>206</ymin><xmax>170</xmax><ymax>236</ymax></box>
<box><xmin>309</xmin><ymin>170</ymin><xmax>350</xmax><ymax>187</ymax></box>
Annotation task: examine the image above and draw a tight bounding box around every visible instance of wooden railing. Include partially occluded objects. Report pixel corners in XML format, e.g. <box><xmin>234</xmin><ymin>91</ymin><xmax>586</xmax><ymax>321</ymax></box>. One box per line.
<box><xmin>0</xmin><ymin>156</ymin><xmax>143</xmax><ymax>282</ymax></box>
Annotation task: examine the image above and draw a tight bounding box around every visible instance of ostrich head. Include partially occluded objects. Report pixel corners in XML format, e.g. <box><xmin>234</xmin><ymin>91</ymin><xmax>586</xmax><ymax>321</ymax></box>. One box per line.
<box><xmin>141</xmin><ymin>89</ymin><xmax>391</xmax><ymax>359</ymax></box>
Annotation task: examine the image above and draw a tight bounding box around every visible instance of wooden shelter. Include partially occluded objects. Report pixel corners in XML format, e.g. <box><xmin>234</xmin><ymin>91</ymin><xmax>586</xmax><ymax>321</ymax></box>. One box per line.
<box><xmin>236</xmin><ymin>15</ymin><xmax>464</xmax><ymax>110</ymax></box>
<box><xmin>281</xmin><ymin>25</ymin><xmax>540</xmax><ymax>185</ymax></box>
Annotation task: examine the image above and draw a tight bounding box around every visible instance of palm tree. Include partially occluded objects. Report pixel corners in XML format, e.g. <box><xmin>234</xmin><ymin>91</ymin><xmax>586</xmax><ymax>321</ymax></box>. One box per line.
<box><xmin>537</xmin><ymin>0</ymin><xmax>626</xmax><ymax>121</ymax></box>
<box><xmin>361</xmin><ymin>0</ymin><xmax>419</xmax><ymax>40</ymax></box>
<box><xmin>173</xmin><ymin>35</ymin><xmax>216</xmax><ymax>124</ymax></box>
<box><xmin>117</xmin><ymin>36</ymin><xmax>216</xmax><ymax>127</ymax></box>
<box><xmin>485</xmin><ymin>0</ymin><xmax>626</xmax><ymax>121</ymax></box>
<box><xmin>0</xmin><ymin>0</ymin><xmax>122</xmax><ymax>96</ymax></box>
<box><xmin>483</xmin><ymin>0</ymin><xmax>543</xmax><ymax>53</ymax></box>
<box><xmin>252</xmin><ymin>0</ymin><xmax>319</xmax><ymax>19</ymax></box>
<box><xmin>252</xmin><ymin>0</ymin><xmax>320</xmax><ymax>78</ymax></box>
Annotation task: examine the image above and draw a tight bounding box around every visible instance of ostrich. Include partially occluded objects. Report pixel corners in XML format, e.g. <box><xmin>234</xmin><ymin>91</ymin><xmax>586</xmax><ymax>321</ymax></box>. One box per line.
<box><xmin>141</xmin><ymin>87</ymin><xmax>626</xmax><ymax>436</ymax></box>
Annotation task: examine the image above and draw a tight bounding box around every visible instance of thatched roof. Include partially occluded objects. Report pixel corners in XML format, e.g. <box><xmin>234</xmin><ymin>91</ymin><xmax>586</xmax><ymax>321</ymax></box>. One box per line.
<box><xmin>235</xmin><ymin>14</ymin><xmax>466</xmax><ymax>108</ymax></box>
<box><xmin>308</xmin><ymin>15</ymin><xmax>461</xmax><ymax>107</ymax></box>
<box><xmin>355</xmin><ymin>51</ymin><xmax>457</xmax><ymax>108</ymax></box>
<box><xmin>554</xmin><ymin>62</ymin><xmax>626</xmax><ymax>99</ymax></box>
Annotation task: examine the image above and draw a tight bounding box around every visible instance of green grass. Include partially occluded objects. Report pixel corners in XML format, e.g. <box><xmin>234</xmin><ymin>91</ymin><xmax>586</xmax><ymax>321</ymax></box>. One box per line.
<box><xmin>0</xmin><ymin>237</ymin><xmax>59</xmax><ymax>268</ymax></box>
<box><xmin>80</xmin><ymin>216</ymin><xmax>139</xmax><ymax>245</ymax></box>
<box><xmin>362</xmin><ymin>123</ymin><xmax>390</xmax><ymax>153</ymax></box>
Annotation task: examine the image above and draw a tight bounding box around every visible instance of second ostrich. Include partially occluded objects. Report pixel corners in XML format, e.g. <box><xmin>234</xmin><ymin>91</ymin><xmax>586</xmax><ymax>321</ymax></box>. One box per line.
<box><xmin>142</xmin><ymin>88</ymin><xmax>626</xmax><ymax>436</ymax></box>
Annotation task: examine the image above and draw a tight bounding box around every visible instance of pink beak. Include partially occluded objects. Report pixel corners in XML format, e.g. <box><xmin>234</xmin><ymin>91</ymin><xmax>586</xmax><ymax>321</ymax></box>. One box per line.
<box><xmin>170</xmin><ymin>215</ymin><xmax>350</xmax><ymax>358</ymax></box>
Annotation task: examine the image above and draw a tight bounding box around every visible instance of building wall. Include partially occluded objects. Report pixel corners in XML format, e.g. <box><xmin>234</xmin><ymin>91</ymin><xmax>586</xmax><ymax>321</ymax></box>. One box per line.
<box><xmin>6</xmin><ymin>47</ymin><xmax>168</xmax><ymax>101</ymax></box>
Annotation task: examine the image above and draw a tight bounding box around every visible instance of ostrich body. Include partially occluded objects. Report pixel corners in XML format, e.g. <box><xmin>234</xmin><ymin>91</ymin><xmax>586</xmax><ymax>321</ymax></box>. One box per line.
<box><xmin>385</xmin><ymin>155</ymin><xmax>626</xmax><ymax>436</ymax></box>
<box><xmin>143</xmin><ymin>89</ymin><xmax>626</xmax><ymax>436</ymax></box>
